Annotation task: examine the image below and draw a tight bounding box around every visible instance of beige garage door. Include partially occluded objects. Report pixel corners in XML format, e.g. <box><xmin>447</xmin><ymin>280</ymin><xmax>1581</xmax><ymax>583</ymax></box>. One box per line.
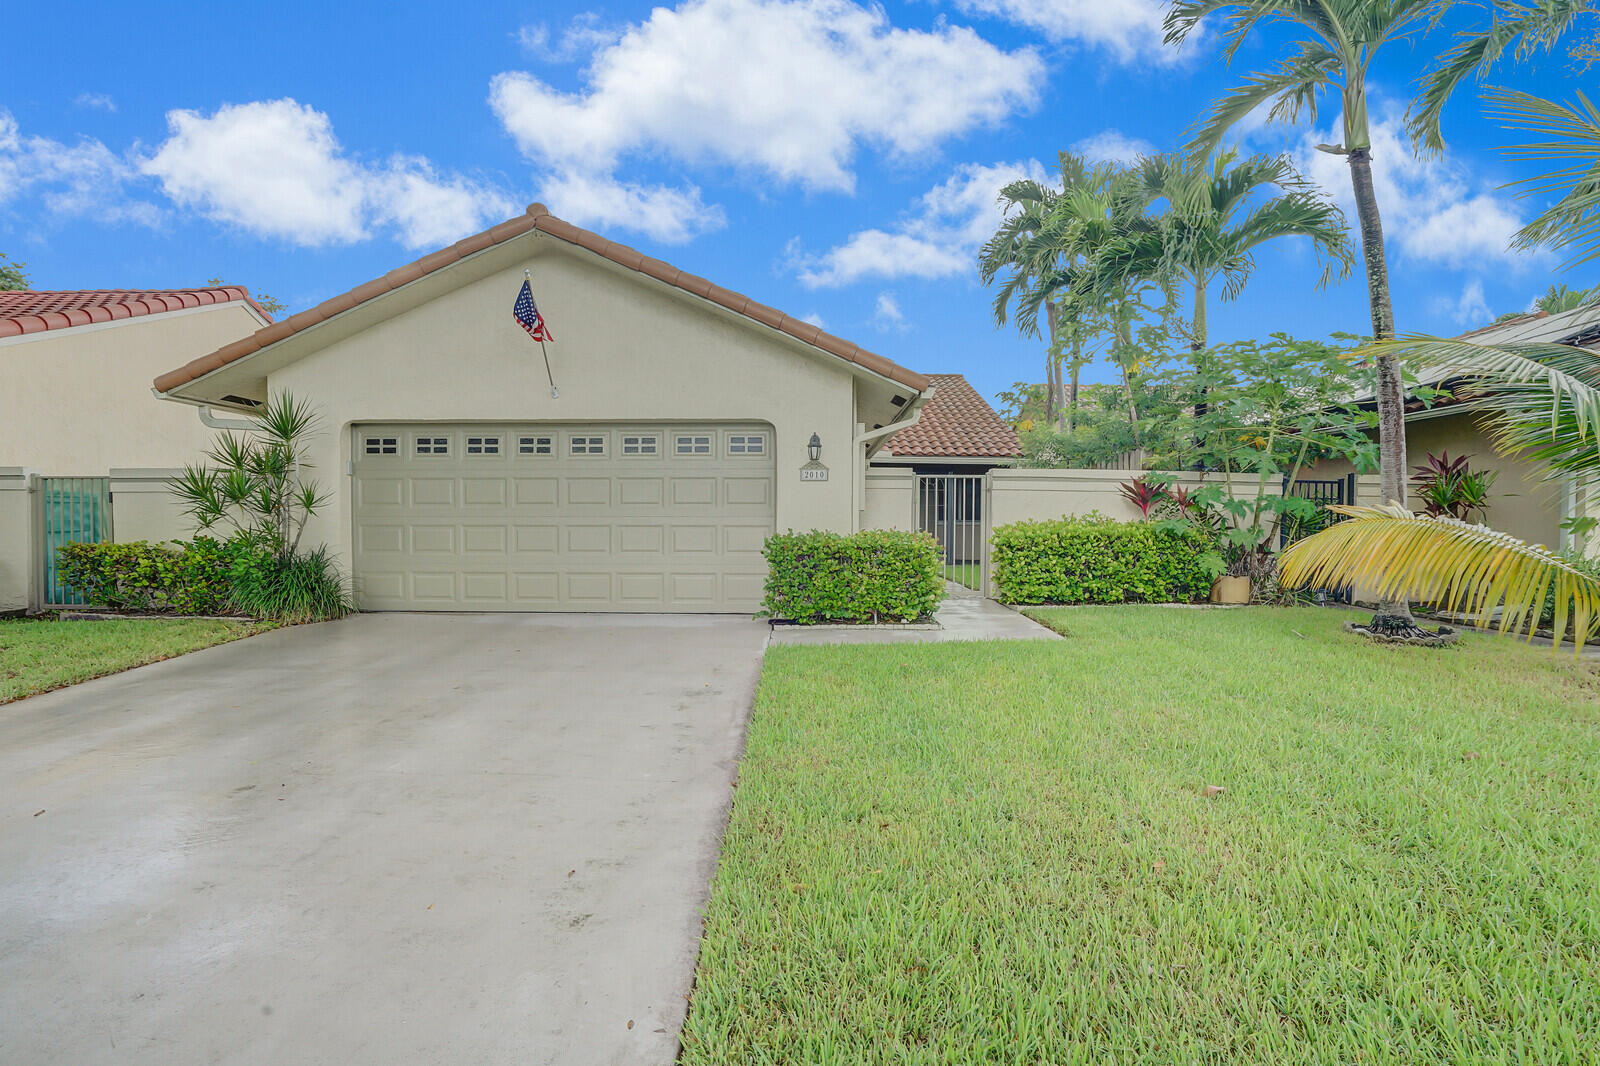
<box><xmin>351</xmin><ymin>423</ymin><xmax>775</xmax><ymax>612</ymax></box>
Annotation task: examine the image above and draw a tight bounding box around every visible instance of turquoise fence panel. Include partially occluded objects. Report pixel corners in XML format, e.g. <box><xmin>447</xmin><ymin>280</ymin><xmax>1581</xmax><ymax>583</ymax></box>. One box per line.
<box><xmin>41</xmin><ymin>477</ymin><xmax>113</xmax><ymax>606</ymax></box>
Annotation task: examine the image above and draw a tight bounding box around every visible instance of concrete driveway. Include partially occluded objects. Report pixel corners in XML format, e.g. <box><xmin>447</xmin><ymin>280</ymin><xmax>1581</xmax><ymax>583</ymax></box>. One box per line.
<box><xmin>0</xmin><ymin>613</ymin><xmax>769</xmax><ymax>1065</ymax></box>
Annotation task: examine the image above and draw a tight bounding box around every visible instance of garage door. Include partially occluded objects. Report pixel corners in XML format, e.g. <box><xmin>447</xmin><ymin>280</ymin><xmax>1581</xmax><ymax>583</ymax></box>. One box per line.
<box><xmin>351</xmin><ymin>423</ymin><xmax>775</xmax><ymax>612</ymax></box>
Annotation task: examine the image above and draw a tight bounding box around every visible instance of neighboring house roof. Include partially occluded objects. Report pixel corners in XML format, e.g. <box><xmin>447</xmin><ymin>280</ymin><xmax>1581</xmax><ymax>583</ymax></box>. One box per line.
<box><xmin>152</xmin><ymin>204</ymin><xmax>928</xmax><ymax>395</ymax></box>
<box><xmin>1401</xmin><ymin>302</ymin><xmax>1600</xmax><ymax>419</ymax></box>
<box><xmin>0</xmin><ymin>287</ymin><xmax>269</xmax><ymax>340</ymax></box>
<box><xmin>880</xmin><ymin>373</ymin><xmax>1021</xmax><ymax>459</ymax></box>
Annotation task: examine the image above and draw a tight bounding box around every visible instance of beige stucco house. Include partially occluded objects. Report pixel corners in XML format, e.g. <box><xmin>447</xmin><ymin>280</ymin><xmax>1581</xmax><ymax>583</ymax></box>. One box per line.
<box><xmin>1</xmin><ymin>288</ymin><xmax>270</xmax><ymax>611</ymax></box>
<box><xmin>151</xmin><ymin>204</ymin><xmax>931</xmax><ymax>613</ymax></box>
<box><xmin>1308</xmin><ymin>303</ymin><xmax>1600</xmax><ymax>553</ymax></box>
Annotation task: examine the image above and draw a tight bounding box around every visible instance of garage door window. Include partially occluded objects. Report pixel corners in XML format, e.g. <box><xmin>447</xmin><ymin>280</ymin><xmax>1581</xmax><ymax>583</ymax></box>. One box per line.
<box><xmin>570</xmin><ymin>434</ymin><xmax>607</xmax><ymax>456</ymax></box>
<box><xmin>466</xmin><ymin>435</ymin><xmax>501</xmax><ymax>455</ymax></box>
<box><xmin>415</xmin><ymin>435</ymin><xmax>450</xmax><ymax>456</ymax></box>
<box><xmin>728</xmin><ymin>433</ymin><xmax>766</xmax><ymax>456</ymax></box>
<box><xmin>364</xmin><ymin>436</ymin><xmax>398</xmax><ymax>455</ymax></box>
<box><xmin>622</xmin><ymin>434</ymin><xmax>659</xmax><ymax>456</ymax></box>
<box><xmin>519</xmin><ymin>434</ymin><xmax>554</xmax><ymax>456</ymax></box>
<box><xmin>675</xmin><ymin>434</ymin><xmax>712</xmax><ymax>456</ymax></box>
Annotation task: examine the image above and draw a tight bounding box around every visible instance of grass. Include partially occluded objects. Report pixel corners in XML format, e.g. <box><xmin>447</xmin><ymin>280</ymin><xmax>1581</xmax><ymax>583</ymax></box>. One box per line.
<box><xmin>943</xmin><ymin>563</ymin><xmax>981</xmax><ymax>590</ymax></box>
<box><xmin>681</xmin><ymin>607</ymin><xmax>1600</xmax><ymax>1065</ymax></box>
<box><xmin>0</xmin><ymin>616</ymin><xmax>270</xmax><ymax>703</ymax></box>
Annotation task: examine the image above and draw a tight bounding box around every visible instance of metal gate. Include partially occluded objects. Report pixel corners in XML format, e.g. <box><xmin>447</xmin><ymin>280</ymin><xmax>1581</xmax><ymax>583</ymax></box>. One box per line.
<box><xmin>1280</xmin><ymin>474</ymin><xmax>1355</xmax><ymax>548</ymax></box>
<box><xmin>915</xmin><ymin>474</ymin><xmax>986</xmax><ymax>593</ymax></box>
<box><xmin>40</xmin><ymin>476</ymin><xmax>113</xmax><ymax>606</ymax></box>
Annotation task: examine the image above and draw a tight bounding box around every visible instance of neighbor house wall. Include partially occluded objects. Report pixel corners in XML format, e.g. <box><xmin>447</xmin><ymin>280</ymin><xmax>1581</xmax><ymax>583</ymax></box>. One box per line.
<box><xmin>1305</xmin><ymin>408</ymin><xmax>1563</xmax><ymax>550</ymax></box>
<box><xmin>0</xmin><ymin>303</ymin><xmax>266</xmax><ymax>474</ymax></box>
<box><xmin>268</xmin><ymin>243</ymin><xmax>867</xmax><ymax>575</ymax></box>
<box><xmin>108</xmin><ymin>469</ymin><xmax>194</xmax><ymax>545</ymax></box>
<box><xmin>0</xmin><ymin>469</ymin><xmax>37</xmax><ymax>613</ymax></box>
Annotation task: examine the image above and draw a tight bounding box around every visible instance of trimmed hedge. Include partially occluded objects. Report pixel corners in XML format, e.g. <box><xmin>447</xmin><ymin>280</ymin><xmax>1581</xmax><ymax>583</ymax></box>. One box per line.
<box><xmin>55</xmin><ymin>539</ymin><xmax>243</xmax><ymax>615</ymax></box>
<box><xmin>991</xmin><ymin>516</ymin><xmax>1217</xmax><ymax>605</ymax></box>
<box><xmin>763</xmin><ymin>530</ymin><xmax>944</xmax><ymax>624</ymax></box>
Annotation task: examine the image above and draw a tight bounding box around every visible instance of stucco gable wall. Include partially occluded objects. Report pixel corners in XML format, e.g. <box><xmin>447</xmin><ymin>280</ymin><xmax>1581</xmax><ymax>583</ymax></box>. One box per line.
<box><xmin>0</xmin><ymin>303</ymin><xmax>265</xmax><ymax>473</ymax></box>
<box><xmin>269</xmin><ymin>247</ymin><xmax>862</xmax><ymax>569</ymax></box>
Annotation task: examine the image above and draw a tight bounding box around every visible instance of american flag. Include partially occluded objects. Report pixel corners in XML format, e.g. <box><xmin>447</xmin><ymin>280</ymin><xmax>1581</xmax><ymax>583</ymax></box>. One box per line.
<box><xmin>513</xmin><ymin>279</ymin><xmax>553</xmax><ymax>342</ymax></box>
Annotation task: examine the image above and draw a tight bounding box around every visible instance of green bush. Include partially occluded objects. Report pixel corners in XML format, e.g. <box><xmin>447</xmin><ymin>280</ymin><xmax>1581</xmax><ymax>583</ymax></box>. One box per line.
<box><xmin>55</xmin><ymin>538</ymin><xmax>242</xmax><ymax>614</ymax></box>
<box><xmin>763</xmin><ymin>530</ymin><xmax>945</xmax><ymax>624</ymax></box>
<box><xmin>55</xmin><ymin>535</ymin><xmax>353</xmax><ymax>623</ymax></box>
<box><xmin>226</xmin><ymin>545</ymin><xmax>352</xmax><ymax>624</ymax></box>
<box><xmin>991</xmin><ymin>515</ymin><xmax>1218</xmax><ymax>605</ymax></box>
<box><xmin>1540</xmin><ymin>552</ymin><xmax>1600</xmax><ymax>640</ymax></box>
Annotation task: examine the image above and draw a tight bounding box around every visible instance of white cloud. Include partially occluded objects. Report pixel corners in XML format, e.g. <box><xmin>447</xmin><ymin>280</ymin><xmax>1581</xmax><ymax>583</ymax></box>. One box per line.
<box><xmin>535</xmin><ymin>171</ymin><xmax>725</xmax><ymax>244</ymax></box>
<box><xmin>1290</xmin><ymin>108</ymin><xmax>1535</xmax><ymax>270</ymax></box>
<box><xmin>952</xmin><ymin>0</ymin><xmax>1172</xmax><ymax>62</ymax></box>
<box><xmin>516</xmin><ymin>14</ymin><xmax>616</xmax><ymax>61</ymax></box>
<box><xmin>1074</xmin><ymin>128</ymin><xmax>1155</xmax><ymax>165</ymax></box>
<box><xmin>1434</xmin><ymin>278</ymin><xmax>1493</xmax><ymax>327</ymax></box>
<box><xmin>74</xmin><ymin>92</ymin><xmax>116</xmax><ymax>112</ymax></box>
<box><xmin>794</xmin><ymin>158</ymin><xmax>1047</xmax><ymax>287</ymax></box>
<box><xmin>490</xmin><ymin>0</ymin><xmax>1041</xmax><ymax>241</ymax></box>
<box><xmin>874</xmin><ymin>291</ymin><xmax>908</xmax><ymax>330</ymax></box>
<box><xmin>800</xmin><ymin>311</ymin><xmax>828</xmax><ymax>328</ymax></box>
<box><xmin>142</xmin><ymin>99</ymin><xmax>515</xmax><ymax>249</ymax></box>
<box><xmin>0</xmin><ymin>110</ymin><xmax>158</xmax><ymax>225</ymax></box>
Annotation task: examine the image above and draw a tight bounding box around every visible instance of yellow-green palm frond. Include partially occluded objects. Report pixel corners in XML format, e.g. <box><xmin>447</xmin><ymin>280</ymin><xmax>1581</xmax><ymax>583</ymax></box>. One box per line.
<box><xmin>1279</xmin><ymin>504</ymin><xmax>1600</xmax><ymax>652</ymax></box>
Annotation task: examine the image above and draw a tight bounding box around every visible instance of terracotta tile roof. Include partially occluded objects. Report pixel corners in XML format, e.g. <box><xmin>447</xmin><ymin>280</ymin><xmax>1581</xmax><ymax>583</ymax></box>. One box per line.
<box><xmin>882</xmin><ymin>373</ymin><xmax>1020</xmax><ymax>459</ymax></box>
<box><xmin>153</xmin><ymin>204</ymin><xmax>929</xmax><ymax>395</ymax></box>
<box><xmin>0</xmin><ymin>287</ymin><xmax>268</xmax><ymax>340</ymax></box>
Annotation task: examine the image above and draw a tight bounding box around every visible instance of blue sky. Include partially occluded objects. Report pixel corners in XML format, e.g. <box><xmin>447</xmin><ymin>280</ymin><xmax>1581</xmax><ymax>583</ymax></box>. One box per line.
<box><xmin>4</xmin><ymin>1</ymin><xmax>1594</xmax><ymax>405</ymax></box>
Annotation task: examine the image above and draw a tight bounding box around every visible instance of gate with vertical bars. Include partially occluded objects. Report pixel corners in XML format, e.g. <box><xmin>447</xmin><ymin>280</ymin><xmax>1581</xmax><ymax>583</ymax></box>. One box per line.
<box><xmin>914</xmin><ymin>473</ymin><xmax>987</xmax><ymax>594</ymax></box>
<box><xmin>39</xmin><ymin>476</ymin><xmax>113</xmax><ymax>606</ymax></box>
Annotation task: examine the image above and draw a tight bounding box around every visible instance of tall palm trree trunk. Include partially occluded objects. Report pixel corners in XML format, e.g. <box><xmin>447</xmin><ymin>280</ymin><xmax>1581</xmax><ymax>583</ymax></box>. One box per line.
<box><xmin>1347</xmin><ymin>147</ymin><xmax>1420</xmax><ymax>632</ymax></box>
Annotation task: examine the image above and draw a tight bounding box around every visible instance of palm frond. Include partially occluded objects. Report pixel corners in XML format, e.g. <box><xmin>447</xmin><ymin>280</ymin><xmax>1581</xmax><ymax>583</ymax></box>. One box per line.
<box><xmin>1491</xmin><ymin>87</ymin><xmax>1600</xmax><ymax>268</ymax></box>
<box><xmin>1188</xmin><ymin>46</ymin><xmax>1342</xmax><ymax>157</ymax></box>
<box><xmin>1360</xmin><ymin>335</ymin><xmax>1600</xmax><ymax>480</ymax></box>
<box><xmin>1279</xmin><ymin>504</ymin><xmax>1600</xmax><ymax>650</ymax></box>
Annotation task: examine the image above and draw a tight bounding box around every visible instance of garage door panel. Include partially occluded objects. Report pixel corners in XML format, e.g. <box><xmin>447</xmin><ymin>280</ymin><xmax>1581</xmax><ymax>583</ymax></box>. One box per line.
<box><xmin>412</xmin><ymin>526</ymin><xmax>456</xmax><ymax>553</ymax></box>
<box><xmin>353</xmin><ymin>422</ymin><xmax>774</xmax><ymax>612</ymax></box>
<box><xmin>411</xmin><ymin>478</ymin><xmax>455</xmax><ymax>507</ymax></box>
<box><xmin>462</xmin><ymin>478</ymin><xmax>507</xmax><ymax>506</ymax></box>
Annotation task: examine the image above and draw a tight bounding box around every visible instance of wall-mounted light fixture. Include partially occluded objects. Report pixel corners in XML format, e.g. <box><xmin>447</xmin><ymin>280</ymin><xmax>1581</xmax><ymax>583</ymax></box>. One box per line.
<box><xmin>808</xmin><ymin>433</ymin><xmax>822</xmax><ymax>462</ymax></box>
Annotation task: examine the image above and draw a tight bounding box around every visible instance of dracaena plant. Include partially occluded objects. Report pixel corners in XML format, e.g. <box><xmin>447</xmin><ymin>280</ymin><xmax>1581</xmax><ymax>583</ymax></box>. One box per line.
<box><xmin>1410</xmin><ymin>451</ymin><xmax>1499</xmax><ymax>522</ymax></box>
<box><xmin>1118</xmin><ymin>475</ymin><xmax>1165</xmax><ymax>518</ymax></box>
<box><xmin>170</xmin><ymin>392</ymin><xmax>330</xmax><ymax>559</ymax></box>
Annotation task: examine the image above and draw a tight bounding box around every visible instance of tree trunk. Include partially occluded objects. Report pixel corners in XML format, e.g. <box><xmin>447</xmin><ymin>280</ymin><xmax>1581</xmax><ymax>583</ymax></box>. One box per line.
<box><xmin>1347</xmin><ymin>146</ymin><xmax>1417</xmax><ymax>628</ymax></box>
<box><xmin>1191</xmin><ymin>275</ymin><xmax>1210</xmax><ymax>453</ymax></box>
<box><xmin>1116</xmin><ymin>312</ymin><xmax>1141</xmax><ymax>445</ymax></box>
<box><xmin>1043</xmin><ymin>297</ymin><xmax>1060</xmax><ymax>429</ymax></box>
<box><xmin>1066</xmin><ymin>336</ymin><xmax>1082</xmax><ymax>434</ymax></box>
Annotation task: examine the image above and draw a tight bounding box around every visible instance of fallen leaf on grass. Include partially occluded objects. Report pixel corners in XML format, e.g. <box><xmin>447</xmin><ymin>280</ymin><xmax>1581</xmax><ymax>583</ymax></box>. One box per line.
<box><xmin>1204</xmin><ymin>785</ymin><xmax>1226</xmax><ymax>798</ymax></box>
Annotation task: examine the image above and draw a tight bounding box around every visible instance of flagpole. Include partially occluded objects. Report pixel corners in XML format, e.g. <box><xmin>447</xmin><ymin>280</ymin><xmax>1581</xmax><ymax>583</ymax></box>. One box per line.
<box><xmin>526</xmin><ymin>269</ymin><xmax>559</xmax><ymax>399</ymax></box>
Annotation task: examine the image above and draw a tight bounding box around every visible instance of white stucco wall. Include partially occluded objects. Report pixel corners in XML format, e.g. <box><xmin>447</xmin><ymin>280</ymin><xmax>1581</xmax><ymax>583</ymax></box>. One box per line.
<box><xmin>266</xmin><ymin>245</ymin><xmax>867</xmax><ymax>573</ymax></box>
<box><xmin>0</xmin><ymin>303</ymin><xmax>266</xmax><ymax>474</ymax></box>
<box><xmin>863</xmin><ymin>467</ymin><xmax>916</xmax><ymax>530</ymax></box>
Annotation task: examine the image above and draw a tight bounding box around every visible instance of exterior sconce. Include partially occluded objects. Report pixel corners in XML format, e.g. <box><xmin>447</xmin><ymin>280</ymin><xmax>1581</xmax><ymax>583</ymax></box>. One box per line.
<box><xmin>808</xmin><ymin>433</ymin><xmax>822</xmax><ymax>462</ymax></box>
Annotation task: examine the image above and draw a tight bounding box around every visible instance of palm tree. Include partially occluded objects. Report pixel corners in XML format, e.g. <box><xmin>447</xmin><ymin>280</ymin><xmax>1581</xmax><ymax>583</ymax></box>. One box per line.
<box><xmin>1165</xmin><ymin>0</ymin><xmax>1441</xmax><ymax>635</ymax></box>
<box><xmin>1129</xmin><ymin>149</ymin><xmax>1353</xmax><ymax>354</ymax></box>
<box><xmin>980</xmin><ymin>154</ymin><xmax>1157</xmax><ymax>437</ymax></box>
<box><xmin>1537</xmin><ymin>281</ymin><xmax>1600</xmax><ymax>313</ymax></box>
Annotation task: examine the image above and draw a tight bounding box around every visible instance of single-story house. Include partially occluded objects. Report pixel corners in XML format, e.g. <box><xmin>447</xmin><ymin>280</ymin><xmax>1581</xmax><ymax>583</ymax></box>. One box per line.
<box><xmin>1308</xmin><ymin>302</ymin><xmax>1600</xmax><ymax>552</ymax></box>
<box><xmin>0</xmin><ymin>288</ymin><xmax>271</xmax><ymax>610</ymax></box>
<box><xmin>868</xmin><ymin>373</ymin><xmax>1019</xmax><ymax>567</ymax></box>
<box><xmin>150</xmin><ymin>203</ymin><xmax>932</xmax><ymax>613</ymax></box>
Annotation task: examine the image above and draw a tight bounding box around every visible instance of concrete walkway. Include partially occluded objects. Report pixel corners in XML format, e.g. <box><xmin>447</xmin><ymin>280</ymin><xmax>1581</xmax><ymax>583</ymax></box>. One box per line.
<box><xmin>770</xmin><ymin>581</ymin><xmax>1060</xmax><ymax>645</ymax></box>
<box><xmin>0</xmin><ymin>613</ymin><xmax>770</xmax><ymax>1066</ymax></box>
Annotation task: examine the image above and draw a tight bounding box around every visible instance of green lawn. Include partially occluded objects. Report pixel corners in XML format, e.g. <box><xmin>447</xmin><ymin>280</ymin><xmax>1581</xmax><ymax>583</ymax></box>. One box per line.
<box><xmin>0</xmin><ymin>617</ymin><xmax>269</xmax><ymax>703</ymax></box>
<box><xmin>682</xmin><ymin>607</ymin><xmax>1600</xmax><ymax>1065</ymax></box>
<box><xmin>943</xmin><ymin>563</ymin><xmax>981</xmax><ymax>590</ymax></box>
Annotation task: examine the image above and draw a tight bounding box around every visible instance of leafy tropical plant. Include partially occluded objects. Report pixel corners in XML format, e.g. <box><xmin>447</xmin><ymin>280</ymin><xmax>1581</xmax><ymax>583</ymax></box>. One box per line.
<box><xmin>1279</xmin><ymin>504</ymin><xmax>1600</xmax><ymax>650</ymax></box>
<box><xmin>1119</xmin><ymin>476</ymin><xmax>1164</xmax><ymax>517</ymax></box>
<box><xmin>171</xmin><ymin>392</ymin><xmax>331</xmax><ymax>559</ymax></box>
<box><xmin>225</xmin><ymin>545</ymin><xmax>352</xmax><ymax>624</ymax></box>
<box><xmin>1410</xmin><ymin>451</ymin><xmax>1498</xmax><ymax>521</ymax></box>
<box><xmin>1491</xmin><ymin>88</ymin><xmax>1600</xmax><ymax>269</ymax></box>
